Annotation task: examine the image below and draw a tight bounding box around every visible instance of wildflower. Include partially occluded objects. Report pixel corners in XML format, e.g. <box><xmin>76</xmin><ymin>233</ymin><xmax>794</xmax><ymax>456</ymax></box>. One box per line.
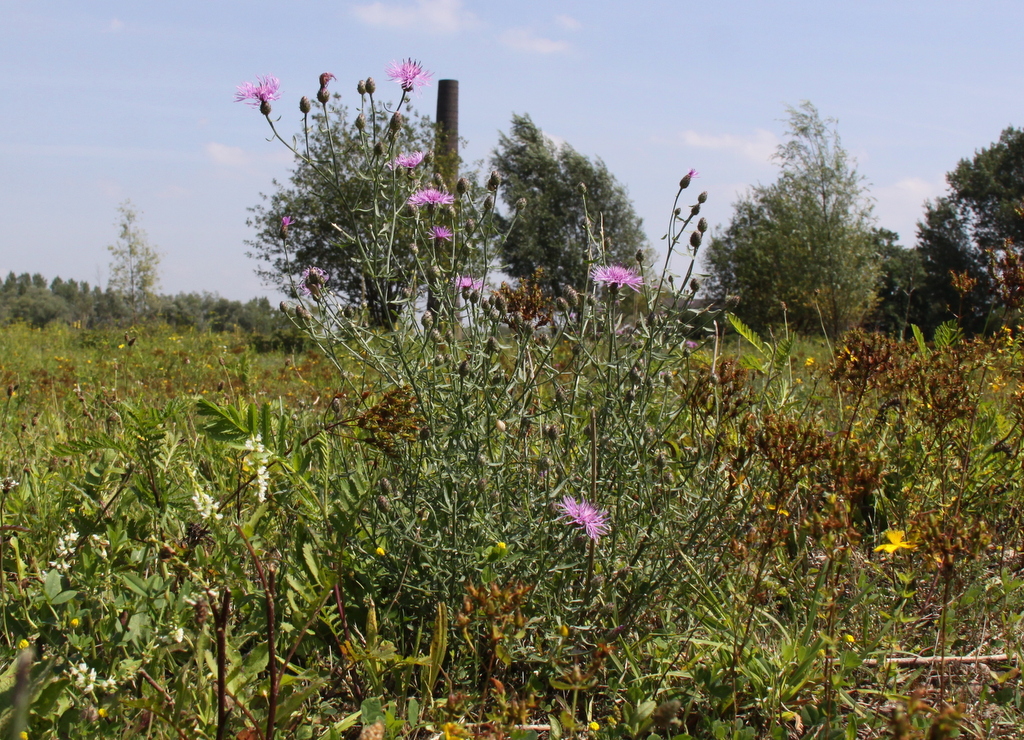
<box><xmin>589</xmin><ymin>722</ymin><xmax>600</xmax><ymax>732</ymax></box>
<box><xmin>408</xmin><ymin>188</ymin><xmax>454</xmax><ymax>208</ymax></box>
<box><xmin>387</xmin><ymin>151</ymin><xmax>426</xmax><ymax>170</ymax></box>
<box><xmin>19</xmin><ymin>732</ymin><xmax>27</xmax><ymax>740</ymax></box>
<box><xmin>234</xmin><ymin>74</ymin><xmax>281</xmax><ymax>114</ymax></box>
<box><xmin>559</xmin><ymin>624</ymin><xmax>569</xmax><ymax>638</ymax></box>
<box><xmin>455</xmin><ymin>275</ymin><xmax>483</xmax><ymax>292</ymax></box>
<box><xmin>375</xmin><ymin>546</ymin><xmax>386</xmax><ymax>557</ymax></box>
<box><xmin>17</xmin><ymin>639</ymin><xmax>29</xmax><ymax>650</ymax></box>
<box><xmin>386</xmin><ymin>58</ymin><xmax>432</xmax><ymax>93</ymax></box>
<box><xmin>557</xmin><ymin>495</ymin><xmax>610</xmax><ymax>542</ymax></box>
<box><xmin>428</xmin><ymin>225</ymin><xmax>453</xmax><ymax>243</ymax></box>
<box><xmin>299</xmin><ymin>266</ymin><xmax>329</xmax><ymax>298</ymax></box>
<box><xmin>70</xmin><ymin>618</ymin><xmax>80</xmax><ymax>628</ymax></box>
<box><xmin>805</xmin><ymin>356</ymin><xmax>816</xmax><ymax>368</ymax></box>
<box><xmin>496</xmin><ymin>541</ymin><xmax>507</xmax><ymax>552</ymax></box>
<box><xmin>317</xmin><ymin>72</ymin><xmax>335</xmax><ymax>103</ymax></box>
<box><xmin>684</xmin><ymin>340</ymin><xmax>699</xmax><ymax>350</ymax></box>
<box><xmin>280</xmin><ymin>216</ymin><xmax>293</xmax><ymax>239</ymax></box>
<box><xmin>98</xmin><ymin>708</ymin><xmax>108</xmax><ymax>718</ymax></box>
<box><xmin>591</xmin><ymin>264</ymin><xmax>643</xmax><ymax>292</ymax></box>
<box><xmin>875</xmin><ymin>529</ymin><xmax>915</xmax><ymax>554</ymax></box>
<box><xmin>243</xmin><ymin>434</ymin><xmax>271</xmax><ymax>502</ymax></box>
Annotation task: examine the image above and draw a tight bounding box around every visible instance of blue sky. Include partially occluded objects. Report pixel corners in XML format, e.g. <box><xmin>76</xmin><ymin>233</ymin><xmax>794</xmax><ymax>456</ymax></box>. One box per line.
<box><xmin>2</xmin><ymin>0</ymin><xmax>1022</xmax><ymax>300</ymax></box>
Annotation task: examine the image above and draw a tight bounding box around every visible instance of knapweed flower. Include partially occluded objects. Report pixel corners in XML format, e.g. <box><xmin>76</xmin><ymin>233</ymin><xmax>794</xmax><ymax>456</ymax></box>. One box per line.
<box><xmin>387</xmin><ymin>151</ymin><xmax>426</xmax><ymax>170</ymax></box>
<box><xmin>280</xmin><ymin>216</ymin><xmax>293</xmax><ymax>239</ymax></box>
<box><xmin>386</xmin><ymin>58</ymin><xmax>432</xmax><ymax>93</ymax></box>
<box><xmin>299</xmin><ymin>266</ymin><xmax>329</xmax><ymax>297</ymax></box>
<box><xmin>455</xmin><ymin>275</ymin><xmax>483</xmax><ymax>292</ymax></box>
<box><xmin>429</xmin><ymin>225</ymin><xmax>453</xmax><ymax>242</ymax></box>
<box><xmin>591</xmin><ymin>264</ymin><xmax>644</xmax><ymax>292</ymax></box>
<box><xmin>318</xmin><ymin>72</ymin><xmax>336</xmax><ymax>104</ymax></box>
<box><xmin>557</xmin><ymin>495</ymin><xmax>610</xmax><ymax>542</ymax></box>
<box><xmin>234</xmin><ymin>74</ymin><xmax>281</xmax><ymax>113</ymax></box>
<box><xmin>687</xmin><ymin>168</ymin><xmax>699</xmax><ymax>179</ymax></box>
<box><xmin>408</xmin><ymin>188</ymin><xmax>454</xmax><ymax>208</ymax></box>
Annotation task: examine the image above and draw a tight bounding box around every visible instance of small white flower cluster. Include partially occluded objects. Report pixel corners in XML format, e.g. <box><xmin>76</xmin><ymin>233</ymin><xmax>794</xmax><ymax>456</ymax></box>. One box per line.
<box><xmin>89</xmin><ymin>533</ymin><xmax>109</xmax><ymax>559</ymax></box>
<box><xmin>187</xmin><ymin>467</ymin><xmax>223</xmax><ymax>521</ymax></box>
<box><xmin>244</xmin><ymin>434</ymin><xmax>271</xmax><ymax>502</ymax></box>
<box><xmin>68</xmin><ymin>661</ymin><xmax>117</xmax><ymax>694</ymax></box>
<box><xmin>50</xmin><ymin>528</ymin><xmax>79</xmax><ymax>573</ymax></box>
<box><xmin>1</xmin><ymin>477</ymin><xmax>18</xmax><ymax>492</ymax></box>
<box><xmin>159</xmin><ymin>627</ymin><xmax>186</xmax><ymax>644</ymax></box>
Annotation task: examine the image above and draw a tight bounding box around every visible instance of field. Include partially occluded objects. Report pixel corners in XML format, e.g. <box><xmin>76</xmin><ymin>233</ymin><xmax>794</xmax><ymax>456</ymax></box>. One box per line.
<box><xmin>4</xmin><ymin>316</ymin><xmax>1024</xmax><ymax>740</ymax></box>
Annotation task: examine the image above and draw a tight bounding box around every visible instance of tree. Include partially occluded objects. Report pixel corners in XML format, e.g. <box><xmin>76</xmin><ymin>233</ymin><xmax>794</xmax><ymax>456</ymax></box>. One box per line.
<box><xmin>704</xmin><ymin>102</ymin><xmax>879</xmax><ymax>337</ymax></box>
<box><xmin>912</xmin><ymin>127</ymin><xmax>1024</xmax><ymax>334</ymax></box>
<box><xmin>490</xmin><ymin>114</ymin><xmax>648</xmax><ymax>296</ymax></box>
<box><xmin>864</xmin><ymin>228</ymin><xmax>924</xmax><ymax>337</ymax></box>
<box><xmin>246</xmin><ymin>103</ymin><xmax>441</xmax><ymax>326</ymax></box>
<box><xmin>108</xmin><ymin>200</ymin><xmax>161</xmax><ymax>323</ymax></box>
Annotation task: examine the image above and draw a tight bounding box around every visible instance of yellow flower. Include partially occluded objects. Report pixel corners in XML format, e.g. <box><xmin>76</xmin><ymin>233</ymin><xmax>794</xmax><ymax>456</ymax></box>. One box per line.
<box><xmin>559</xmin><ymin>624</ymin><xmax>569</xmax><ymax>638</ymax></box>
<box><xmin>804</xmin><ymin>357</ymin><xmax>816</xmax><ymax>368</ymax></box>
<box><xmin>875</xmin><ymin>530</ymin><xmax>915</xmax><ymax>554</ymax></box>
<box><xmin>589</xmin><ymin>722</ymin><xmax>600</xmax><ymax>732</ymax></box>
<box><xmin>17</xmin><ymin>639</ymin><xmax>29</xmax><ymax>650</ymax></box>
<box><xmin>496</xmin><ymin>541</ymin><xmax>507</xmax><ymax>552</ymax></box>
<box><xmin>70</xmin><ymin>618</ymin><xmax>80</xmax><ymax>628</ymax></box>
<box><xmin>844</xmin><ymin>634</ymin><xmax>856</xmax><ymax>643</ymax></box>
<box><xmin>375</xmin><ymin>547</ymin><xmax>385</xmax><ymax>557</ymax></box>
<box><xmin>98</xmin><ymin>708</ymin><xmax>108</xmax><ymax>718</ymax></box>
<box><xmin>443</xmin><ymin>723</ymin><xmax>469</xmax><ymax>740</ymax></box>
<box><xmin>20</xmin><ymin>732</ymin><xmax>28</xmax><ymax>740</ymax></box>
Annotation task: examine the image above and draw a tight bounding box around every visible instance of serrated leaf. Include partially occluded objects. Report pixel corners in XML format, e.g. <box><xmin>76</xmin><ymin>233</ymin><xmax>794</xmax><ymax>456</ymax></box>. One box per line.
<box><xmin>302</xmin><ymin>543</ymin><xmax>319</xmax><ymax>585</ymax></box>
<box><xmin>728</xmin><ymin>313</ymin><xmax>769</xmax><ymax>357</ymax></box>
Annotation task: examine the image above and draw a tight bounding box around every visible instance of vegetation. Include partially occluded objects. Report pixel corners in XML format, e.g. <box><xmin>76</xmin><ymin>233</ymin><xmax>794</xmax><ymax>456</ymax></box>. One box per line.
<box><xmin>107</xmin><ymin>201</ymin><xmax>162</xmax><ymax>324</ymax></box>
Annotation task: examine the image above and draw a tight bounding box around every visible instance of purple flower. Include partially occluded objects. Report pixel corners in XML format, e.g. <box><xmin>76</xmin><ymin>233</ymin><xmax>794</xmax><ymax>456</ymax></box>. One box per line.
<box><xmin>687</xmin><ymin>168</ymin><xmax>699</xmax><ymax>179</ymax></box>
<box><xmin>408</xmin><ymin>188</ymin><xmax>454</xmax><ymax>208</ymax></box>
<box><xmin>387</xmin><ymin>151</ymin><xmax>427</xmax><ymax>170</ymax></box>
<box><xmin>319</xmin><ymin>72</ymin><xmax>336</xmax><ymax>87</ymax></box>
<box><xmin>455</xmin><ymin>275</ymin><xmax>483</xmax><ymax>292</ymax></box>
<box><xmin>386</xmin><ymin>59</ymin><xmax>432</xmax><ymax>93</ymax></box>
<box><xmin>299</xmin><ymin>266</ymin><xmax>329</xmax><ymax>297</ymax></box>
<box><xmin>591</xmin><ymin>265</ymin><xmax>644</xmax><ymax>292</ymax></box>
<box><xmin>234</xmin><ymin>75</ymin><xmax>281</xmax><ymax>110</ymax></box>
<box><xmin>684</xmin><ymin>339</ymin><xmax>699</xmax><ymax>350</ymax></box>
<box><xmin>280</xmin><ymin>216</ymin><xmax>294</xmax><ymax>238</ymax></box>
<box><xmin>557</xmin><ymin>496</ymin><xmax>610</xmax><ymax>542</ymax></box>
<box><xmin>429</xmin><ymin>226</ymin><xmax>453</xmax><ymax>242</ymax></box>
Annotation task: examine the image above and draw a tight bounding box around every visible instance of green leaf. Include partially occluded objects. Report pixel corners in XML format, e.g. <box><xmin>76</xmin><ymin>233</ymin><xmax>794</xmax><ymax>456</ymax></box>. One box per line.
<box><xmin>121</xmin><ymin>573</ymin><xmax>150</xmax><ymax>598</ymax></box>
<box><xmin>911</xmin><ymin>324</ymin><xmax>927</xmax><ymax>354</ymax></box>
<box><xmin>728</xmin><ymin>313</ymin><xmax>769</xmax><ymax>357</ymax></box>
<box><xmin>360</xmin><ymin>698</ymin><xmax>384</xmax><ymax>724</ymax></box>
<box><xmin>302</xmin><ymin>542</ymin><xmax>319</xmax><ymax>585</ymax></box>
<box><xmin>933</xmin><ymin>319</ymin><xmax>962</xmax><ymax>349</ymax></box>
<box><xmin>50</xmin><ymin>590</ymin><xmax>78</xmax><ymax>605</ymax></box>
<box><xmin>43</xmin><ymin>569</ymin><xmax>62</xmax><ymax>601</ymax></box>
<box><xmin>422</xmin><ymin>602</ymin><xmax>447</xmax><ymax>700</ymax></box>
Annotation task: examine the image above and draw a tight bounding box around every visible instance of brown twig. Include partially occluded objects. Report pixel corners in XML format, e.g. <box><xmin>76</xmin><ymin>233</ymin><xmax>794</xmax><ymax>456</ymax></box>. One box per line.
<box><xmin>860</xmin><ymin>653</ymin><xmax>1012</xmax><ymax>667</ymax></box>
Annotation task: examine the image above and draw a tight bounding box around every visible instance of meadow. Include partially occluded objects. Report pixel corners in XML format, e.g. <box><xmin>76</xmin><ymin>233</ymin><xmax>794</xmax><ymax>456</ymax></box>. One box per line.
<box><xmin>5</xmin><ymin>62</ymin><xmax>1024</xmax><ymax>740</ymax></box>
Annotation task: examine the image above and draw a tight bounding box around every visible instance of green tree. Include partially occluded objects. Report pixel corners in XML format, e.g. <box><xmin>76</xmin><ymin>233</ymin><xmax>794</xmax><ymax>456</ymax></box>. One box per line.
<box><xmin>246</xmin><ymin>103</ymin><xmax>444</xmax><ymax>326</ymax></box>
<box><xmin>912</xmin><ymin>127</ymin><xmax>1024</xmax><ymax>334</ymax></box>
<box><xmin>864</xmin><ymin>228</ymin><xmax>924</xmax><ymax>337</ymax></box>
<box><xmin>107</xmin><ymin>200</ymin><xmax>161</xmax><ymax>323</ymax></box>
<box><xmin>490</xmin><ymin>114</ymin><xmax>648</xmax><ymax>296</ymax></box>
<box><xmin>704</xmin><ymin>102</ymin><xmax>880</xmax><ymax>337</ymax></box>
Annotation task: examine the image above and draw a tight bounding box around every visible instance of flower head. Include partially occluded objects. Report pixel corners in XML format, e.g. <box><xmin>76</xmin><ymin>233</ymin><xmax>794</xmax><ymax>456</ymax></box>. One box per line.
<box><xmin>557</xmin><ymin>495</ymin><xmax>610</xmax><ymax>542</ymax></box>
<box><xmin>234</xmin><ymin>75</ymin><xmax>281</xmax><ymax>112</ymax></box>
<box><xmin>408</xmin><ymin>188</ymin><xmax>454</xmax><ymax>208</ymax></box>
<box><xmin>687</xmin><ymin>168</ymin><xmax>699</xmax><ymax>179</ymax></box>
<box><xmin>387</xmin><ymin>151</ymin><xmax>427</xmax><ymax>170</ymax></box>
<box><xmin>280</xmin><ymin>216</ymin><xmax>293</xmax><ymax>239</ymax></box>
<box><xmin>386</xmin><ymin>58</ymin><xmax>432</xmax><ymax>93</ymax></box>
<box><xmin>455</xmin><ymin>275</ymin><xmax>483</xmax><ymax>292</ymax></box>
<box><xmin>429</xmin><ymin>225</ymin><xmax>453</xmax><ymax>242</ymax></box>
<box><xmin>875</xmin><ymin>529</ymin><xmax>915</xmax><ymax>554</ymax></box>
<box><xmin>591</xmin><ymin>264</ymin><xmax>644</xmax><ymax>292</ymax></box>
<box><xmin>319</xmin><ymin>72</ymin><xmax>336</xmax><ymax>88</ymax></box>
<box><xmin>299</xmin><ymin>266</ymin><xmax>329</xmax><ymax>297</ymax></box>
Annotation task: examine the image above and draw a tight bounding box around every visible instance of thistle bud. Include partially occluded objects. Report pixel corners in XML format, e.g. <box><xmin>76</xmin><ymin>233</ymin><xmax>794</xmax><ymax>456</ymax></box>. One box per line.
<box><xmin>487</xmin><ymin>170</ymin><xmax>501</xmax><ymax>191</ymax></box>
<box><xmin>690</xmin><ymin>204</ymin><xmax>701</xmax><ymax>217</ymax></box>
<box><xmin>365</xmin><ymin>77</ymin><xmax>376</xmax><ymax>94</ymax></box>
<box><xmin>698</xmin><ymin>217</ymin><xmax>708</xmax><ymax>233</ymax></box>
<box><xmin>419</xmin><ymin>427</ymin><xmax>431</xmax><ymax>441</ymax></box>
<box><xmin>357</xmin><ymin>79</ymin><xmax>367</xmax><ymax>95</ymax></box>
<box><xmin>279</xmin><ymin>301</ymin><xmax>291</xmax><ymax>315</ymax></box>
<box><xmin>421</xmin><ymin>310</ymin><xmax>434</xmax><ymax>328</ymax></box>
<box><xmin>565</xmin><ymin>286</ymin><xmax>580</xmax><ymax>307</ymax></box>
<box><xmin>373</xmin><ymin>141</ymin><xmax>384</xmax><ymax>157</ymax></box>
<box><xmin>299</xmin><ymin>96</ymin><xmax>312</xmax><ymax>114</ymax></box>
<box><xmin>515</xmin><ymin>197</ymin><xmax>527</xmax><ymax>211</ymax></box>
<box><xmin>456</xmin><ymin>177</ymin><xmax>470</xmax><ymax>195</ymax></box>
<box><xmin>690</xmin><ymin>231</ymin><xmax>702</xmax><ymax>249</ymax></box>
<box><xmin>635</xmin><ymin>249</ymin><xmax>645</xmax><ymax>264</ymax></box>
<box><xmin>389</xmin><ymin>111</ymin><xmax>402</xmax><ymax>133</ymax></box>
<box><xmin>697</xmin><ymin>191</ymin><xmax>708</xmax><ymax>204</ymax></box>
<box><xmin>484</xmin><ymin>195</ymin><xmax>494</xmax><ymax>211</ymax></box>
<box><xmin>578</xmin><ymin>182</ymin><xmax>587</xmax><ymax>194</ymax></box>
<box><xmin>458</xmin><ymin>359</ymin><xmax>470</xmax><ymax>378</ymax></box>
<box><xmin>680</xmin><ymin>173</ymin><xmax>692</xmax><ymax>189</ymax></box>
<box><xmin>317</xmin><ymin>87</ymin><xmax>330</xmax><ymax>104</ymax></box>
<box><xmin>295</xmin><ymin>305</ymin><xmax>311</xmax><ymax>320</ymax></box>
<box><xmin>259</xmin><ymin>100</ymin><xmax>272</xmax><ymax>116</ymax></box>
<box><xmin>485</xmin><ymin>336</ymin><xmax>499</xmax><ymax>354</ymax></box>
<box><xmin>355</xmin><ymin>112</ymin><xmax>366</xmax><ymax>130</ymax></box>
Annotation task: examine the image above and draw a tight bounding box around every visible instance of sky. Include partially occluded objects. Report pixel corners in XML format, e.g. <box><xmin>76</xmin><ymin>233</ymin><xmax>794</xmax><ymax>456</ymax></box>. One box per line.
<box><xmin>2</xmin><ymin>0</ymin><xmax>1022</xmax><ymax>301</ymax></box>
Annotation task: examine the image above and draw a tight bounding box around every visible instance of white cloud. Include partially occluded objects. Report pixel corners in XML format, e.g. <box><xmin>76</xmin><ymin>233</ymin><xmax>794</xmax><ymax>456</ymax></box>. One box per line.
<box><xmin>874</xmin><ymin>176</ymin><xmax>947</xmax><ymax>242</ymax></box>
<box><xmin>205</xmin><ymin>142</ymin><xmax>249</xmax><ymax>168</ymax></box>
<box><xmin>555</xmin><ymin>14</ymin><xmax>581</xmax><ymax>31</ymax></box>
<box><xmin>678</xmin><ymin>129</ymin><xmax>780</xmax><ymax>163</ymax></box>
<box><xmin>350</xmin><ymin>0</ymin><xmax>479</xmax><ymax>33</ymax></box>
<box><xmin>501</xmin><ymin>28</ymin><xmax>570</xmax><ymax>54</ymax></box>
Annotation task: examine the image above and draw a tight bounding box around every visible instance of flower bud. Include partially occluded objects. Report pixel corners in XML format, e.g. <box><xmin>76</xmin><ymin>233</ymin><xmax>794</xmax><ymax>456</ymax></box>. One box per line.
<box><xmin>299</xmin><ymin>96</ymin><xmax>312</xmax><ymax>114</ymax></box>
<box><xmin>486</xmin><ymin>336</ymin><xmax>499</xmax><ymax>354</ymax></box>
<box><xmin>295</xmin><ymin>305</ymin><xmax>311</xmax><ymax>320</ymax></box>
<box><xmin>458</xmin><ymin>359</ymin><xmax>470</xmax><ymax>378</ymax></box>
<box><xmin>317</xmin><ymin>87</ymin><xmax>330</xmax><ymax>104</ymax></box>
<box><xmin>421</xmin><ymin>310</ymin><xmax>434</xmax><ymax>328</ymax></box>
<box><xmin>259</xmin><ymin>100</ymin><xmax>272</xmax><ymax>116</ymax></box>
<box><xmin>356</xmin><ymin>113</ymin><xmax>366</xmax><ymax>131</ymax></box>
<box><xmin>698</xmin><ymin>217</ymin><xmax>708</xmax><ymax>233</ymax></box>
<box><xmin>697</xmin><ymin>191</ymin><xmax>708</xmax><ymax>204</ymax></box>
<box><xmin>365</xmin><ymin>77</ymin><xmax>376</xmax><ymax>94</ymax></box>
<box><xmin>578</xmin><ymin>182</ymin><xmax>587</xmax><ymax>194</ymax></box>
<box><xmin>690</xmin><ymin>204</ymin><xmax>701</xmax><ymax>217</ymax></box>
<box><xmin>456</xmin><ymin>177</ymin><xmax>470</xmax><ymax>195</ymax></box>
<box><xmin>515</xmin><ymin>197</ymin><xmax>527</xmax><ymax>211</ymax></box>
<box><xmin>690</xmin><ymin>231</ymin><xmax>702</xmax><ymax>249</ymax></box>
<box><xmin>484</xmin><ymin>195</ymin><xmax>494</xmax><ymax>211</ymax></box>
<box><xmin>487</xmin><ymin>170</ymin><xmax>501</xmax><ymax>191</ymax></box>
<box><xmin>564</xmin><ymin>286</ymin><xmax>580</xmax><ymax>307</ymax></box>
<box><xmin>635</xmin><ymin>249</ymin><xmax>645</xmax><ymax>264</ymax></box>
<box><xmin>679</xmin><ymin>173</ymin><xmax>692</xmax><ymax>189</ymax></box>
<box><xmin>373</xmin><ymin>141</ymin><xmax>384</xmax><ymax>157</ymax></box>
<box><xmin>279</xmin><ymin>301</ymin><xmax>291</xmax><ymax>315</ymax></box>
<box><xmin>357</xmin><ymin>79</ymin><xmax>367</xmax><ymax>95</ymax></box>
<box><xmin>495</xmin><ymin>419</ymin><xmax>506</xmax><ymax>433</ymax></box>
<box><xmin>389</xmin><ymin>111</ymin><xmax>403</xmax><ymax>133</ymax></box>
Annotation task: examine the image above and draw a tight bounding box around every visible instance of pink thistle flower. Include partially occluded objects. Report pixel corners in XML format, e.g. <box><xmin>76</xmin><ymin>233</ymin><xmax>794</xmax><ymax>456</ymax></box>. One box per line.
<box><xmin>319</xmin><ymin>72</ymin><xmax>336</xmax><ymax>88</ymax></box>
<box><xmin>280</xmin><ymin>216</ymin><xmax>294</xmax><ymax>238</ymax></box>
<box><xmin>557</xmin><ymin>496</ymin><xmax>610</xmax><ymax>542</ymax></box>
<box><xmin>429</xmin><ymin>226</ymin><xmax>453</xmax><ymax>242</ymax></box>
<box><xmin>387</xmin><ymin>151</ymin><xmax>427</xmax><ymax>170</ymax></box>
<box><xmin>408</xmin><ymin>188</ymin><xmax>454</xmax><ymax>208</ymax></box>
<box><xmin>455</xmin><ymin>275</ymin><xmax>483</xmax><ymax>292</ymax></box>
<box><xmin>234</xmin><ymin>75</ymin><xmax>281</xmax><ymax>110</ymax></box>
<box><xmin>687</xmin><ymin>168</ymin><xmax>699</xmax><ymax>179</ymax></box>
<box><xmin>386</xmin><ymin>59</ymin><xmax>432</xmax><ymax>94</ymax></box>
<box><xmin>591</xmin><ymin>264</ymin><xmax>644</xmax><ymax>292</ymax></box>
<box><xmin>299</xmin><ymin>266</ymin><xmax>329</xmax><ymax>297</ymax></box>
